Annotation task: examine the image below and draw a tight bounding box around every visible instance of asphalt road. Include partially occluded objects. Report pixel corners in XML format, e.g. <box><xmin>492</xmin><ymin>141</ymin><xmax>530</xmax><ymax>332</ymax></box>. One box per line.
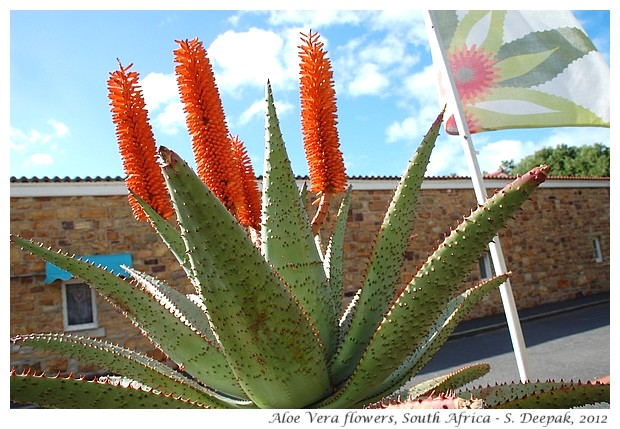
<box><xmin>406</xmin><ymin>295</ymin><xmax>610</xmax><ymax>406</ymax></box>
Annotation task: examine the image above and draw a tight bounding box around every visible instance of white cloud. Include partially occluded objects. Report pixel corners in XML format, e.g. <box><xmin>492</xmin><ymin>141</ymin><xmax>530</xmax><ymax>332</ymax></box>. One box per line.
<box><xmin>238</xmin><ymin>100</ymin><xmax>266</xmax><ymax>126</ymax></box>
<box><xmin>208</xmin><ymin>28</ymin><xmax>293</xmax><ymax>94</ymax></box>
<box><xmin>140</xmin><ymin>73</ymin><xmax>189</xmax><ymax>136</ymax></box>
<box><xmin>141</xmin><ymin>72</ymin><xmax>179</xmax><ymax>112</ymax></box>
<box><xmin>274</xmin><ymin>100</ymin><xmax>294</xmax><ymax>117</ymax></box>
<box><xmin>10</xmin><ymin>127</ymin><xmax>28</xmax><ymax>151</ymax></box>
<box><xmin>402</xmin><ymin>65</ymin><xmax>441</xmax><ymax>105</ymax></box>
<box><xmin>476</xmin><ymin>139</ymin><xmax>540</xmax><ymax>173</ymax></box>
<box><xmin>540</xmin><ymin>127</ymin><xmax>610</xmax><ymax>149</ymax></box>
<box><xmin>335</xmin><ymin>30</ymin><xmax>422</xmax><ymax>100</ymax></box>
<box><xmin>25</xmin><ymin>129</ymin><xmax>49</xmax><ymax>144</ymax></box>
<box><xmin>386</xmin><ymin>104</ymin><xmax>441</xmax><ymax>144</ymax></box>
<box><xmin>358</xmin><ymin>34</ymin><xmax>407</xmax><ymax>66</ymax></box>
<box><xmin>371</xmin><ymin>10</ymin><xmax>427</xmax><ymax>44</ymax></box>
<box><xmin>10</xmin><ymin>120</ymin><xmax>70</xmax><ymax>150</ymax></box>
<box><xmin>348</xmin><ymin>63</ymin><xmax>389</xmax><ymax>96</ymax></box>
<box><xmin>231</xmin><ymin>98</ymin><xmax>294</xmax><ymax>128</ymax></box>
<box><xmin>264</xmin><ymin>10</ymin><xmax>427</xmax><ymax>43</ymax></box>
<box><xmin>386</xmin><ymin>117</ymin><xmax>417</xmax><ymax>144</ymax></box>
<box><xmin>48</xmin><ymin>119</ymin><xmax>69</xmax><ymax>137</ymax></box>
<box><xmin>154</xmin><ymin>101</ymin><xmax>186</xmax><ymax>135</ymax></box>
<box><xmin>10</xmin><ymin>120</ymin><xmax>71</xmax><ymax>173</ymax></box>
<box><xmin>427</xmin><ymin>125</ymin><xmax>611</xmax><ymax>177</ymax></box>
<box><xmin>471</xmin><ymin>127</ymin><xmax>609</xmax><ymax>177</ymax></box>
<box><xmin>28</xmin><ymin>153</ymin><xmax>54</xmax><ymax>166</ymax></box>
<box><xmin>266</xmin><ymin>10</ymin><xmax>368</xmax><ymax>28</ymax></box>
<box><xmin>30</xmin><ymin>129</ymin><xmax>49</xmax><ymax>144</ymax></box>
<box><xmin>427</xmin><ymin>138</ymin><xmax>467</xmax><ymax>177</ymax></box>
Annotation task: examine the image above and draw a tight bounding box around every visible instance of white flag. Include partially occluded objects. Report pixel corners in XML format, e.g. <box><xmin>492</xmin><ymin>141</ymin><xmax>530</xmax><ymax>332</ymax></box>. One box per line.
<box><xmin>428</xmin><ymin>11</ymin><xmax>610</xmax><ymax>135</ymax></box>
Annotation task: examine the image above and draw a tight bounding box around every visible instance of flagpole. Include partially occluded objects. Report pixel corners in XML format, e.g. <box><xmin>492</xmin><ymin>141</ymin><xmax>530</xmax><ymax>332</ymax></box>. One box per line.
<box><xmin>424</xmin><ymin>11</ymin><xmax>530</xmax><ymax>383</ymax></box>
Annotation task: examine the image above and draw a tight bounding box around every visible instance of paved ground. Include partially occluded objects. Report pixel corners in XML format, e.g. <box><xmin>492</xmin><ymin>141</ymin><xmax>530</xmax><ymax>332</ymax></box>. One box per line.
<box><xmin>406</xmin><ymin>292</ymin><xmax>610</xmax><ymax>407</ymax></box>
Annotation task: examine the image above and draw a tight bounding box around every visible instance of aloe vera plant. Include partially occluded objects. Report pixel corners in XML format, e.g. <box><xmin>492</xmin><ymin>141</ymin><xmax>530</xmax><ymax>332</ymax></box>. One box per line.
<box><xmin>10</xmin><ymin>34</ymin><xmax>609</xmax><ymax>409</ymax></box>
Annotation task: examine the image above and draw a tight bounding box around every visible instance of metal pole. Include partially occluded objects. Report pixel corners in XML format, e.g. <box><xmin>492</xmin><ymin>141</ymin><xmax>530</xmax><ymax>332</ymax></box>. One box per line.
<box><xmin>424</xmin><ymin>11</ymin><xmax>530</xmax><ymax>382</ymax></box>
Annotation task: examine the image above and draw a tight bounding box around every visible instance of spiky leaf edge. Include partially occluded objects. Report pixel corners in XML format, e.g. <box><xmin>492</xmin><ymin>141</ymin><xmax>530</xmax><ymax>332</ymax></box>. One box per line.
<box><xmin>261</xmin><ymin>81</ymin><xmax>337</xmax><ymax>360</ymax></box>
<box><xmin>10</xmin><ymin>370</ymin><xmax>208</xmax><ymax>409</ymax></box>
<box><xmin>11</xmin><ymin>333</ymin><xmax>251</xmax><ymax>408</ymax></box>
<box><xmin>9</xmin><ymin>235</ymin><xmax>245</xmax><ymax>399</ymax></box>
<box><xmin>323</xmin><ymin>185</ymin><xmax>353</xmax><ymax>358</ymax></box>
<box><xmin>465</xmin><ymin>380</ymin><xmax>610</xmax><ymax>408</ymax></box>
<box><xmin>331</xmin><ymin>110</ymin><xmax>443</xmax><ymax>384</ymax></box>
<box><xmin>359</xmin><ymin>273</ymin><xmax>509</xmax><ymax>405</ymax></box>
<box><xmin>159</xmin><ymin>145</ymin><xmax>331</xmax><ymax>408</ymax></box>
<box><xmin>365</xmin><ymin>363</ymin><xmax>491</xmax><ymax>408</ymax></box>
<box><xmin>122</xmin><ymin>266</ymin><xmax>219</xmax><ymax>345</ymax></box>
<box><xmin>318</xmin><ymin>166</ymin><xmax>549</xmax><ymax>408</ymax></box>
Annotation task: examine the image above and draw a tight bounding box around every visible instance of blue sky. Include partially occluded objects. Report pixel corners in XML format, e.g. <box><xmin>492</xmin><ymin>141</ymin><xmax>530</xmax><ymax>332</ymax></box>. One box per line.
<box><xmin>5</xmin><ymin>3</ymin><xmax>612</xmax><ymax>180</ymax></box>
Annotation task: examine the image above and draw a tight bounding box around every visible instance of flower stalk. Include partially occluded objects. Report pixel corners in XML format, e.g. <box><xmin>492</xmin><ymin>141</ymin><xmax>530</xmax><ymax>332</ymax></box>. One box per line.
<box><xmin>298</xmin><ymin>30</ymin><xmax>347</xmax><ymax>234</ymax></box>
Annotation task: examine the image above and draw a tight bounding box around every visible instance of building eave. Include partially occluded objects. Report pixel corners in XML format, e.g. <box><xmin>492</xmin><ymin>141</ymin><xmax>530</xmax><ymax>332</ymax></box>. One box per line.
<box><xmin>10</xmin><ymin>176</ymin><xmax>611</xmax><ymax>198</ymax></box>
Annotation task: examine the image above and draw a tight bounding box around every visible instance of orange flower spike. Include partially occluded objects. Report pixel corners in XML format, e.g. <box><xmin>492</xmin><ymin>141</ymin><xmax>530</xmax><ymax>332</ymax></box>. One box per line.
<box><xmin>298</xmin><ymin>30</ymin><xmax>347</xmax><ymax>234</ymax></box>
<box><xmin>107</xmin><ymin>61</ymin><xmax>174</xmax><ymax>222</ymax></box>
<box><xmin>229</xmin><ymin>134</ymin><xmax>262</xmax><ymax>231</ymax></box>
<box><xmin>173</xmin><ymin>38</ymin><xmax>243</xmax><ymax>214</ymax></box>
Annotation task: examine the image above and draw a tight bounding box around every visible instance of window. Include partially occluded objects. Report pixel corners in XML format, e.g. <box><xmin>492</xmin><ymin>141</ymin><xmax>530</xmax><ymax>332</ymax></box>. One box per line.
<box><xmin>593</xmin><ymin>238</ymin><xmax>603</xmax><ymax>263</ymax></box>
<box><xmin>45</xmin><ymin>253</ymin><xmax>130</xmax><ymax>333</ymax></box>
<box><xmin>478</xmin><ymin>252</ymin><xmax>493</xmax><ymax>280</ymax></box>
<box><xmin>62</xmin><ymin>280</ymin><xmax>98</xmax><ymax>331</ymax></box>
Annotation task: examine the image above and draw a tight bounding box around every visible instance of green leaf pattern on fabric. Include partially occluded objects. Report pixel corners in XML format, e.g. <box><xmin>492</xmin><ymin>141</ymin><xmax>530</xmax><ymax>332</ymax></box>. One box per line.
<box><xmin>430</xmin><ymin>10</ymin><xmax>608</xmax><ymax>132</ymax></box>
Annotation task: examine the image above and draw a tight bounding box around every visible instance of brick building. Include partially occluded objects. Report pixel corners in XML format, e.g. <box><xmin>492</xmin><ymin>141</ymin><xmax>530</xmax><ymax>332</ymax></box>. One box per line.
<box><xmin>9</xmin><ymin>174</ymin><xmax>610</xmax><ymax>376</ymax></box>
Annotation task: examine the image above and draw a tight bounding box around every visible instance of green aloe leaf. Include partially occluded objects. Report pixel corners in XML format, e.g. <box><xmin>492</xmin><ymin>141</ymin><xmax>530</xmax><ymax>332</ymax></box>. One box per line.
<box><xmin>319</xmin><ymin>166</ymin><xmax>549</xmax><ymax>408</ymax></box>
<box><xmin>261</xmin><ymin>82</ymin><xmax>336</xmax><ymax>359</ymax></box>
<box><xmin>122</xmin><ymin>266</ymin><xmax>219</xmax><ymax>345</ymax></box>
<box><xmin>9</xmin><ymin>235</ymin><xmax>245</xmax><ymax>399</ymax></box>
<box><xmin>11</xmin><ymin>333</ymin><xmax>251</xmax><ymax>408</ymax></box>
<box><xmin>467</xmin><ymin>380</ymin><xmax>610</xmax><ymax>408</ymax></box>
<box><xmin>362</xmin><ymin>273</ymin><xmax>509</xmax><ymax>404</ymax></box>
<box><xmin>10</xmin><ymin>371</ymin><xmax>208</xmax><ymax>409</ymax></box>
<box><xmin>323</xmin><ymin>185</ymin><xmax>353</xmax><ymax>355</ymax></box>
<box><xmin>130</xmin><ymin>192</ymin><xmax>192</xmax><ymax>279</ymax></box>
<box><xmin>158</xmin><ymin>144</ymin><xmax>330</xmax><ymax>408</ymax></box>
<box><xmin>331</xmin><ymin>110</ymin><xmax>443</xmax><ymax>385</ymax></box>
<box><xmin>369</xmin><ymin>363</ymin><xmax>491</xmax><ymax>407</ymax></box>
<box><xmin>412</xmin><ymin>363</ymin><xmax>492</xmax><ymax>398</ymax></box>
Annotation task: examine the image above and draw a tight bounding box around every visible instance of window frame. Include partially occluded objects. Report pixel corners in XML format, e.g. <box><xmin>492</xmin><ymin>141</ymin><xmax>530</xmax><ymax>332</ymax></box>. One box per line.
<box><xmin>593</xmin><ymin>237</ymin><xmax>603</xmax><ymax>263</ymax></box>
<box><xmin>478</xmin><ymin>252</ymin><xmax>494</xmax><ymax>280</ymax></box>
<box><xmin>61</xmin><ymin>279</ymin><xmax>99</xmax><ymax>332</ymax></box>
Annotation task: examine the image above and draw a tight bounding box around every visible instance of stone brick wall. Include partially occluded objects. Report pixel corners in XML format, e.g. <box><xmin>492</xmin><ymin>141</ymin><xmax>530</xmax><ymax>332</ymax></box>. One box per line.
<box><xmin>10</xmin><ymin>192</ymin><xmax>194</xmax><ymax>376</ymax></box>
<box><xmin>318</xmin><ymin>182</ymin><xmax>610</xmax><ymax>316</ymax></box>
<box><xmin>9</xmin><ymin>178</ymin><xmax>609</xmax><ymax>376</ymax></box>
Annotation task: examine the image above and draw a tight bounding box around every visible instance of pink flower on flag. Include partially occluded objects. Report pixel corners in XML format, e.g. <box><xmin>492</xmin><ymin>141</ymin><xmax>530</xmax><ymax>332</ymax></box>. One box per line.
<box><xmin>447</xmin><ymin>45</ymin><xmax>500</xmax><ymax>102</ymax></box>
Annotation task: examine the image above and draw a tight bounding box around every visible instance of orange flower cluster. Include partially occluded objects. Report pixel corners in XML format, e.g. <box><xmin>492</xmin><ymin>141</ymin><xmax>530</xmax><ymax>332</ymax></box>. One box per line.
<box><xmin>174</xmin><ymin>38</ymin><xmax>261</xmax><ymax>229</ymax></box>
<box><xmin>107</xmin><ymin>61</ymin><xmax>174</xmax><ymax>221</ymax></box>
<box><xmin>298</xmin><ymin>30</ymin><xmax>347</xmax><ymax>196</ymax></box>
<box><xmin>174</xmin><ymin>38</ymin><xmax>241</xmax><ymax>212</ymax></box>
<box><xmin>229</xmin><ymin>134</ymin><xmax>262</xmax><ymax>230</ymax></box>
